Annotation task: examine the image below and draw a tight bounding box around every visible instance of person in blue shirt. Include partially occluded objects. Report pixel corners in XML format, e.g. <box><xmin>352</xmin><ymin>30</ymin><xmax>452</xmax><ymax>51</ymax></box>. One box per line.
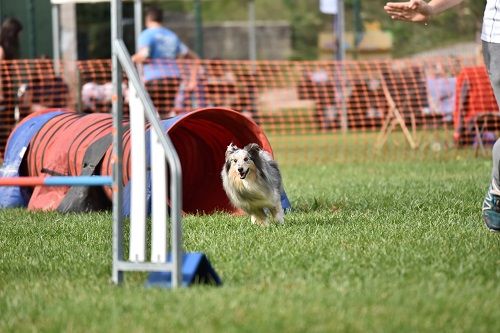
<box><xmin>132</xmin><ymin>6</ymin><xmax>198</xmax><ymax>117</ymax></box>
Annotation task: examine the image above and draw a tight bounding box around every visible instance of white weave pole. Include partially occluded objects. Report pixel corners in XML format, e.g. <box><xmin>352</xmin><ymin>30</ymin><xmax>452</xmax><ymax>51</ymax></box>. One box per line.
<box><xmin>128</xmin><ymin>84</ymin><xmax>146</xmax><ymax>262</ymax></box>
<box><xmin>150</xmin><ymin>127</ymin><xmax>168</xmax><ymax>263</ymax></box>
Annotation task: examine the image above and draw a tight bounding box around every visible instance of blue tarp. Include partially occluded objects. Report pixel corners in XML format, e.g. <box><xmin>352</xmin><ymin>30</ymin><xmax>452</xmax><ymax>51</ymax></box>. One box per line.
<box><xmin>0</xmin><ymin>111</ymin><xmax>64</xmax><ymax>208</ymax></box>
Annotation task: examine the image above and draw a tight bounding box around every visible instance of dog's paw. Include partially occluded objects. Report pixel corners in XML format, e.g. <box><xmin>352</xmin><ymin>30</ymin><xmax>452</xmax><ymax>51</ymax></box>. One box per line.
<box><xmin>275</xmin><ymin>210</ymin><xmax>285</xmax><ymax>224</ymax></box>
<box><xmin>251</xmin><ymin>215</ymin><xmax>268</xmax><ymax>226</ymax></box>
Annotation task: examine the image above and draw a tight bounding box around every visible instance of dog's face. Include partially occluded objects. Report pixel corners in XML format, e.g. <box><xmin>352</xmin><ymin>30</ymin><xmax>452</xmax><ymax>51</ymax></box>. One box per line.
<box><xmin>224</xmin><ymin>143</ymin><xmax>260</xmax><ymax>181</ymax></box>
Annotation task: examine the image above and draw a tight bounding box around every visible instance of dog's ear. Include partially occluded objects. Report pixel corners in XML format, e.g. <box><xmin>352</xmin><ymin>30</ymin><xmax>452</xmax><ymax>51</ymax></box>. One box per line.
<box><xmin>244</xmin><ymin>143</ymin><xmax>261</xmax><ymax>163</ymax></box>
<box><xmin>243</xmin><ymin>143</ymin><xmax>262</xmax><ymax>164</ymax></box>
<box><xmin>224</xmin><ymin>158</ymin><xmax>232</xmax><ymax>173</ymax></box>
<box><xmin>225</xmin><ymin>143</ymin><xmax>239</xmax><ymax>158</ymax></box>
<box><xmin>243</xmin><ymin>143</ymin><xmax>261</xmax><ymax>155</ymax></box>
<box><xmin>244</xmin><ymin>143</ymin><xmax>267</xmax><ymax>178</ymax></box>
<box><xmin>224</xmin><ymin>143</ymin><xmax>237</xmax><ymax>173</ymax></box>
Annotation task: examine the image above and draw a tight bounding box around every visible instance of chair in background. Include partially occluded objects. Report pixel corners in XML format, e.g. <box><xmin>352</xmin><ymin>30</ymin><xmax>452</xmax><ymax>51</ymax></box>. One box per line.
<box><xmin>454</xmin><ymin>66</ymin><xmax>499</xmax><ymax>149</ymax></box>
<box><xmin>375</xmin><ymin>69</ymin><xmax>419</xmax><ymax>149</ymax></box>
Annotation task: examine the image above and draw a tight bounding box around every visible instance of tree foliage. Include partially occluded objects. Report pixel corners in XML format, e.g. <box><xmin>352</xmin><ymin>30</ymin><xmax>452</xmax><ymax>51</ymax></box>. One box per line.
<box><xmin>197</xmin><ymin>0</ymin><xmax>482</xmax><ymax>59</ymax></box>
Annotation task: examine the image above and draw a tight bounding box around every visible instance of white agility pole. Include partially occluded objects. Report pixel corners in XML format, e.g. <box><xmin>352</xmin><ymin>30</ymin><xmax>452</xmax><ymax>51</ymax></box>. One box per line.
<box><xmin>151</xmin><ymin>129</ymin><xmax>168</xmax><ymax>263</ymax></box>
<box><xmin>115</xmin><ymin>41</ymin><xmax>183</xmax><ymax>287</ymax></box>
<box><xmin>111</xmin><ymin>0</ymin><xmax>183</xmax><ymax>287</ymax></box>
<box><xmin>129</xmin><ymin>84</ymin><xmax>147</xmax><ymax>262</ymax></box>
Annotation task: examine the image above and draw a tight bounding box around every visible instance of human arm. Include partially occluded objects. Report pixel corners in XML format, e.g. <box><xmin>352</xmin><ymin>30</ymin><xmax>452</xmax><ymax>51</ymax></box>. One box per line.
<box><xmin>384</xmin><ymin>0</ymin><xmax>465</xmax><ymax>23</ymax></box>
<box><xmin>131</xmin><ymin>47</ymin><xmax>149</xmax><ymax>63</ymax></box>
<box><xmin>132</xmin><ymin>30</ymin><xmax>150</xmax><ymax>63</ymax></box>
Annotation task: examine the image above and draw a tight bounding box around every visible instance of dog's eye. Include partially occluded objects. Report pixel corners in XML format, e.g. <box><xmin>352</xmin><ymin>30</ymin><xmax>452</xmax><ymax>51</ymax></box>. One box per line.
<box><xmin>233</xmin><ymin>159</ymin><xmax>237</xmax><ymax>163</ymax></box>
<box><xmin>243</xmin><ymin>157</ymin><xmax>249</xmax><ymax>162</ymax></box>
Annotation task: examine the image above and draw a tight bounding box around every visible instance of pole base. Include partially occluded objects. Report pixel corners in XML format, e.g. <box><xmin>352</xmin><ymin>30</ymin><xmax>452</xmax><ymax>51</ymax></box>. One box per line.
<box><xmin>146</xmin><ymin>252</ymin><xmax>222</xmax><ymax>288</ymax></box>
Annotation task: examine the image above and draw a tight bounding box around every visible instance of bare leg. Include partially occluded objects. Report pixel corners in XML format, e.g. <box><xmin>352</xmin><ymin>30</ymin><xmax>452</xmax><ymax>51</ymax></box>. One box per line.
<box><xmin>491</xmin><ymin>139</ymin><xmax>500</xmax><ymax>186</ymax></box>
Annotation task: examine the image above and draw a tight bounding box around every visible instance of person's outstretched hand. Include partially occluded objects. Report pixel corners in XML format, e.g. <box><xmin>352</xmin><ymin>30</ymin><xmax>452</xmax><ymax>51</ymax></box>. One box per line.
<box><xmin>384</xmin><ymin>0</ymin><xmax>433</xmax><ymax>23</ymax></box>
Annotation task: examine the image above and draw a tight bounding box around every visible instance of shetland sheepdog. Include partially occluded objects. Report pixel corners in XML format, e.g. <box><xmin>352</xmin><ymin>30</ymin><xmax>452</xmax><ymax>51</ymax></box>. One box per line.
<box><xmin>221</xmin><ymin>143</ymin><xmax>284</xmax><ymax>226</ymax></box>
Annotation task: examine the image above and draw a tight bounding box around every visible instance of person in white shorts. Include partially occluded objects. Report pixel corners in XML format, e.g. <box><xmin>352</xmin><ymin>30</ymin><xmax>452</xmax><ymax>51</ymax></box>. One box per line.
<box><xmin>384</xmin><ymin>0</ymin><xmax>500</xmax><ymax>232</ymax></box>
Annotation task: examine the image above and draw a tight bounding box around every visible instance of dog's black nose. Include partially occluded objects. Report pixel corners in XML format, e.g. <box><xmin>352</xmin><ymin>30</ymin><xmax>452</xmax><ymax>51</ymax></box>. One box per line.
<box><xmin>238</xmin><ymin>167</ymin><xmax>243</xmax><ymax>173</ymax></box>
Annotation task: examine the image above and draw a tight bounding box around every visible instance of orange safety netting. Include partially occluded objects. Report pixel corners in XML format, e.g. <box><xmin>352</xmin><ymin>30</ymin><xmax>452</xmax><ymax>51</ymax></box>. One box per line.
<box><xmin>1</xmin><ymin>56</ymin><xmax>499</xmax><ymax>163</ymax></box>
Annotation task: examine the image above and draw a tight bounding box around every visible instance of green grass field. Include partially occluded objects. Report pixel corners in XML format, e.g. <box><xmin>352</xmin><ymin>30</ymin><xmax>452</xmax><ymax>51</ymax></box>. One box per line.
<box><xmin>267</xmin><ymin>128</ymin><xmax>466</xmax><ymax>165</ymax></box>
<box><xmin>1</xmin><ymin>154</ymin><xmax>500</xmax><ymax>332</ymax></box>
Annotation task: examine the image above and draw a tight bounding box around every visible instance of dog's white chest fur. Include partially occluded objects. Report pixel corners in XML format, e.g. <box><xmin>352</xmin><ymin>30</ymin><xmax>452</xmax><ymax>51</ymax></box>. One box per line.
<box><xmin>221</xmin><ymin>143</ymin><xmax>284</xmax><ymax>226</ymax></box>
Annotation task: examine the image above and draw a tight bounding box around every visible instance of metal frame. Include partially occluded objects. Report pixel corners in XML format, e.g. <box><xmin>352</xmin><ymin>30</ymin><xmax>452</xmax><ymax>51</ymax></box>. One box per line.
<box><xmin>111</xmin><ymin>0</ymin><xmax>183</xmax><ymax>287</ymax></box>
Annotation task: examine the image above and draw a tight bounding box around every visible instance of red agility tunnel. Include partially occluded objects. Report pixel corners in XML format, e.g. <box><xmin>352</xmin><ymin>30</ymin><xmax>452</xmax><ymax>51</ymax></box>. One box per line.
<box><xmin>100</xmin><ymin>107</ymin><xmax>272</xmax><ymax>214</ymax></box>
<box><xmin>15</xmin><ymin>107</ymin><xmax>272</xmax><ymax>214</ymax></box>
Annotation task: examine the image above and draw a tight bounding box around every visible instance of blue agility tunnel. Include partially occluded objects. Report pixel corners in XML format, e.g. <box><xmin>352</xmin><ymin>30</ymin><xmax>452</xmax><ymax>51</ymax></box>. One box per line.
<box><xmin>0</xmin><ymin>110</ymin><xmax>64</xmax><ymax>208</ymax></box>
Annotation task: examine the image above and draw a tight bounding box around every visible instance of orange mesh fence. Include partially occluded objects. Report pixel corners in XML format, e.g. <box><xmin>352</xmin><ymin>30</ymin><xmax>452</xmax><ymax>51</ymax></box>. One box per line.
<box><xmin>0</xmin><ymin>59</ymin><xmax>71</xmax><ymax>155</ymax></box>
<box><xmin>77</xmin><ymin>59</ymin><xmax>130</xmax><ymax>115</ymax></box>
<box><xmin>1</xmin><ymin>56</ymin><xmax>498</xmax><ymax>164</ymax></box>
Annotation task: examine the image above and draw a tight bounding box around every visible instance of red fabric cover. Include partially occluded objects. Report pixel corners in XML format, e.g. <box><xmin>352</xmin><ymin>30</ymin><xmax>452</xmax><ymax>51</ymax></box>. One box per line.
<box><xmin>454</xmin><ymin>66</ymin><xmax>498</xmax><ymax>141</ymax></box>
<box><xmin>26</xmin><ymin>112</ymin><xmax>115</xmax><ymax>211</ymax></box>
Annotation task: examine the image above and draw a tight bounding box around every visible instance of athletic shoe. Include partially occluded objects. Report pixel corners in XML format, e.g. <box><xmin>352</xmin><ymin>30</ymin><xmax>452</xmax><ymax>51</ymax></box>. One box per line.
<box><xmin>482</xmin><ymin>180</ymin><xmax>500</xmax><ymax>233</ymax></box>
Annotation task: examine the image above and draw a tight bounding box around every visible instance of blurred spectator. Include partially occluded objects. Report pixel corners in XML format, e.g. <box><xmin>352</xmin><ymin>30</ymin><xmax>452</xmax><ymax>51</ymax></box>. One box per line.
<box><xmin>0</xmin><ymin>17</ymin><xmax>22</xmax><ymax>60</ymax></box>
<box><xmin>0</xmin><ymin>17</ymin><xmax>22</xmax><ymax>107</ymax></box>
<box><xmin>132</xmin><ymin>6</ymin><xmax>198</xmax><ymax>117</ymax></box>
<box><xmin>15</xmin><ymin>77</ymin><xmax>69</xmax><ymax>118</ymax></box>
<box><xmin>424</xmin><ymin>64</ymin><xmax>456</xmax><ymax>122</ymax></box>
<box><xmin>81</xmin><ymin>81</ymin><xmax>129</xmax><ymax>113</ymax></box>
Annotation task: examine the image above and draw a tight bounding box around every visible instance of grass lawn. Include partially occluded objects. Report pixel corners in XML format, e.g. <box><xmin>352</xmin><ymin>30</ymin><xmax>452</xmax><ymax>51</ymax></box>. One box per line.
<box><xmin>1</xmin><ymin>155</ymin><xmax>499</xmax><ymax>332</ymax></box>
<box><xmin>268</xmin><ymin>128</ymin><xmax>462</xmax><ymax>165</ymax></box>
